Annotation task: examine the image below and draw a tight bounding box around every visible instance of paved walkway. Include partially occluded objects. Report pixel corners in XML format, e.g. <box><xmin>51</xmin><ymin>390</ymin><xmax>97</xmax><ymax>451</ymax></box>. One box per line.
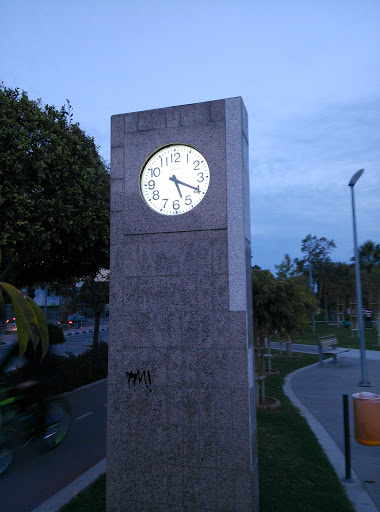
<box><xmin>278</xmin><ymin>343</ymin><xmax>380</xmax><ymax>512</ymax></box>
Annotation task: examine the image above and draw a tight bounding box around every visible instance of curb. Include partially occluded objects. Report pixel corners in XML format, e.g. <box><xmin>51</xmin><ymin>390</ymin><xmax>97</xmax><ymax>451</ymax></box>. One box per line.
<box><xmin>31</xmin><ymin>458</ymin><xmax>106</xmax><ymax>512</ymax></box>
<box><xmin>54</xmin><ymin>378</ymin><xmax>107</xmax><ymax>400</ymax></box>
<box><xmin>64</xmin><ymin>328</ymin><xmax>108</xmax><ymax>337</ymax></box>
<box><xmin>66</xmin><ymin>378</ymin><xmax>107</xmax><ymax>395</ymax></box>
<box><xmin>284</xmin><ymin>362</ymin><xmax>379</xmax><ymax>512</ymax></box>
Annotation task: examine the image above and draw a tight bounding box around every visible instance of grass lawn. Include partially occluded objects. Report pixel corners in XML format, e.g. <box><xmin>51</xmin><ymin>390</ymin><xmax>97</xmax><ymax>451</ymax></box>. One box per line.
<box><xmin>59</xmin><ymin>474</ymin><xmax>106</xmax><ymax>512</ymax></box>
<box><xmin>59</xmin><ymin>354</ymin><xmax>356</xmax><ymax>512</ymax></box>
<box><xmin>257</xmin><ymin>353</ymin><xmax>355</xmax><ymax>512</ymax></box>
<box><xmin>274</xmin><ymin>321</ymin><xmax>380</xmax><ymax>351</ymax></box>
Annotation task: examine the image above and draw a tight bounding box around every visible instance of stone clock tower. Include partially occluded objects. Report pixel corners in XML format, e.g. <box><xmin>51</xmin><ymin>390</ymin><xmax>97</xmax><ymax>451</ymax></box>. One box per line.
<box><xmin>107</xmin><ymin>97</ymin><xmax>258</xmax><ymax>511</ymax></box>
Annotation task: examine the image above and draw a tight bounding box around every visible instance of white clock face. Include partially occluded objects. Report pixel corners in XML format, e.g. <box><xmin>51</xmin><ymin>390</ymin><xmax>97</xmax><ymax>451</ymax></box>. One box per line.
<box><xmin>140</xmin><ymin>144</ymin><xmax>210</xmax><ymax>215</ymax></box>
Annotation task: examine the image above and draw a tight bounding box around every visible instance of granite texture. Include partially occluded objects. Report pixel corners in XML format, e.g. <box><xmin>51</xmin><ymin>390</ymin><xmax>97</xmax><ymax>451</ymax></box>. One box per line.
<box><xmin>107</xmin><ymin>98</ymin><xmax>257</xmax><ymax>512</ymax></box>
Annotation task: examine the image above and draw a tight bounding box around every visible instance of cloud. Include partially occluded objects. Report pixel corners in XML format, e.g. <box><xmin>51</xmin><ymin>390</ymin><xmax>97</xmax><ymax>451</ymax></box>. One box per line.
<box><xmin>250</xmin><ymin>96</ymin><xmax>380</xmax><ymax>272</ymax></box>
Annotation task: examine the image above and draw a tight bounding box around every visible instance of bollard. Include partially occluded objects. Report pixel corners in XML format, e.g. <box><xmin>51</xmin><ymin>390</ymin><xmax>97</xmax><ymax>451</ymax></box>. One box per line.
<box><xmin>342</xmin><ymin>394</ymin><xmax>354</xmax><ymax>482</ymax></box>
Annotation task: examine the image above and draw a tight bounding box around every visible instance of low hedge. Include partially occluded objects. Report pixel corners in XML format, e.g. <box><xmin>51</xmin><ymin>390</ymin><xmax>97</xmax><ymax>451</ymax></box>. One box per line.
<box><xmin>53</xmin><ymin>342</ymin><xmax>108</xmax><ymax>393</ymax></box>
<box><xmin>0</xmin><ymin>342</ymin><xmax>108</xmax><ymax>396</ymax></box>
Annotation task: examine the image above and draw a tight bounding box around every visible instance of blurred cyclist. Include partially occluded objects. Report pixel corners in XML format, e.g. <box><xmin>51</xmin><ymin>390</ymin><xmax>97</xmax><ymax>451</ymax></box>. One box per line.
<box><xmin>0</xmin><ymin>339</ymin><xmax>50</xmax><ymax>433</ymax></box>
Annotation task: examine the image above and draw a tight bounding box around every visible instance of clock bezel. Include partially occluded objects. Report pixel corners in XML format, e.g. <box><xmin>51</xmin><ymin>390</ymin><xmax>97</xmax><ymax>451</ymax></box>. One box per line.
<box><xmin>139</xmin><ymin>142</ymin><xmax>210</xmax><ymax>216</ymax></box>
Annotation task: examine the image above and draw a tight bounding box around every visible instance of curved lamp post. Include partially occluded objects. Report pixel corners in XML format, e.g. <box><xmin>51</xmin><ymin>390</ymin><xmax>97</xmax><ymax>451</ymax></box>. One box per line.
<box><xmin>348</xmin><ymin>169</ymin><xmax>371</xmax><ymax>386</ymax></box>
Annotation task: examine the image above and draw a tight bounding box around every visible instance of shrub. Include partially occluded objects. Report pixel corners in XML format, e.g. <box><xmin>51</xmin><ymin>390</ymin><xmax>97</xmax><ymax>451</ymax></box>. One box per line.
<box><xmin>47</xmin><ymin>323</ymin><xmax>65</xmax><ymax>345</ymax></box>
<box><xmin>56</xmin><ymin>342</ymin><xmax>108</xmax><ymax>392</ymax></box>
<box><xmin>0</xmin><ymin>342</ymin><xmax>108</xmax><ymax>396</ymax></box>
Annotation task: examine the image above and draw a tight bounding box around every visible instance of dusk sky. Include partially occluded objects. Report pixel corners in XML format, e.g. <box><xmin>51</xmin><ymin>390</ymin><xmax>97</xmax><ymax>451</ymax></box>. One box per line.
<box><xmin>2</xmin><ymin>1</ymin><xmax>379</xmax><ymax>273</ymax></box>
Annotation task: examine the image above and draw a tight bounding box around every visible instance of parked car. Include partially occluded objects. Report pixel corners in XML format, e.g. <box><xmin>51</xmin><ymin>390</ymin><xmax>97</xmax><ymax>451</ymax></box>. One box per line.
<box><xmin>2</xmin><ymin>318</ymin><xmax>17</xmax><ymax>334</ymax></box>
<box><xmin>68</xmin><ymin>314</ymin><xmax>87</xmax><ymax>324</ymax></box>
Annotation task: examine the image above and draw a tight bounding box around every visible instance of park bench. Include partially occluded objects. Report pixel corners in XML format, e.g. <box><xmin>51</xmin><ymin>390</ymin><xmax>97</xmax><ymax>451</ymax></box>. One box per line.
<box><xmin>318</xmin><ymin>335</ymin><xmax>349</xmax><ymax>366</ymax></box>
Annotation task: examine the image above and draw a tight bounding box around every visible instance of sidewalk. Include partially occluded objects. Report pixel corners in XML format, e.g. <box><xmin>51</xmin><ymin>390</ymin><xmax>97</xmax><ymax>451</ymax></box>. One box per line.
<box><xmin>283</xmin><ymin>344</ymin><xmax>380</xmax><ymax>512</ymax></box>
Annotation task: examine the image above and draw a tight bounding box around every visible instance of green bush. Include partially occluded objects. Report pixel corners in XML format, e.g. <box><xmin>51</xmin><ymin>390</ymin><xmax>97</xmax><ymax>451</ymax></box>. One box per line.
<box><xmin>55</xmin><ymin>342</ymin><xmax>108</xmax><ymax>393</ymax></box>
<box><xmin>48</xmin><ymin>323</ymin><xmax>66</xmax><ymax>345</ymax></box>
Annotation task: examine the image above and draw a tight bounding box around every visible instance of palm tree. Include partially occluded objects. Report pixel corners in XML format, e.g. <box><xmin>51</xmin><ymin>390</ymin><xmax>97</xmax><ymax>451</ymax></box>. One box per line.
<box><xmin>357</xmin><ymin>240</ymin><xmax>380</xmax><ymax>273</ymax></box>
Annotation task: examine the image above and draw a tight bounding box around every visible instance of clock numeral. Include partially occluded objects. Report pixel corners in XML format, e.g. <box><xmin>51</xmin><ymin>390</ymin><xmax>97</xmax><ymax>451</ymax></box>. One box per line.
<box><xmin>159</xmin><ymin>157</ymin><xmax>168</xmax><ymax>167</ymax></box>
<box><xmin>185</xmin><ymin>195</ymin><xmax>192</xmax><ymax>206</ymax></box>
<box><xmin>197</xmin><ymin>172</ymin><xmax>204</xmax><ymax>182</ymax></box>
<box><xmin>174</xmin><ymin>152</ymin><xmax>180</xmax><ymax>163</ymax></box>
<box><xmin>148</xmin><ymin>180</ymin><xmax>155</xmax><ymax>189</ymax></box>
<box><xmin>173</xmin><ymin>200</ymin><xmax>180</xmax><ymax>210</ymax></box>
<box><xmin>153</xmin><ymin>190</ymin><xmax>159</xmax><ymax>200</ymax></box>
<box><xmin>162</xmin><ymin>198</ymin><xmax>168</xmax><ymax>208</ymax></box>
<box><xmin>150</xmin><ymin>167</ymin><xmax>160</xmax><ymax>177</ymax></box>
<box><xmin>193</xmin><ymin>160</ymin><xmax>200</xmax><ymax>171</ymax></box>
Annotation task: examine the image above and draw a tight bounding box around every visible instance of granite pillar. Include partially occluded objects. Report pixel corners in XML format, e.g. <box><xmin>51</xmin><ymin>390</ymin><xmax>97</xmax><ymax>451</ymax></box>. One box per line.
<box><xmin>107</xmin><ymin>97</ymin><xmax>258</xmax><ymax>512</ymax></box>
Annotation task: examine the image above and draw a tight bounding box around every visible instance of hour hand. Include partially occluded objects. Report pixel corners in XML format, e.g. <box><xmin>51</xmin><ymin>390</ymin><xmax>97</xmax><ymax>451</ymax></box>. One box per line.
<box><xmin>169</xmin><ymin>175</ymin><xmax>182</xmax><ymax>198</ymax></box>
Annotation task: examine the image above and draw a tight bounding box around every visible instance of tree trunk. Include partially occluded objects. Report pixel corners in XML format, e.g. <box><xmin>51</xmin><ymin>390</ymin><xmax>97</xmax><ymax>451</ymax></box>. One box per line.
<box><xmin>93</xmin><ymin>312</ymin><xmax>100</xmax><ymax>349</ymax></box>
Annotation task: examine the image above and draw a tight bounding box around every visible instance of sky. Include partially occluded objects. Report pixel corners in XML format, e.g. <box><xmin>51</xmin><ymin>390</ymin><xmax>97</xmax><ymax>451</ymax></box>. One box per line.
<box><xmin>1</xmin><ymin>0</ymin><xmax>379</xmax><ymax>274</ymax></box>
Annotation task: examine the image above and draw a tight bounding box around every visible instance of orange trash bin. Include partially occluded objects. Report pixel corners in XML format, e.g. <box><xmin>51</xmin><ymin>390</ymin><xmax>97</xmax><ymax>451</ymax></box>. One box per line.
<box><xmin>352</xmin><ymin>392</ymin><xmax>380</xmax><ymax>446</ymax></box>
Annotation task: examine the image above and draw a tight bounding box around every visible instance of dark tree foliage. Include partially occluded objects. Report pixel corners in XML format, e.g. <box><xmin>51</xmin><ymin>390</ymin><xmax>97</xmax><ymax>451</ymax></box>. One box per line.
<box><xmin>301</xmin><ymin>234</ymin><xmax>336</xmax><ymax>264</ymax></box>
<box><xmin>323</xmin><ymin>261</ymin><xmax>354</xmax><ymax>306</ymax></box>
<box><xmin>276</xmin><ymin>237</ymin><xmax>380</xmax><ymax>312</ymax></box>
<box><xmin>299</xmin><ymin>234</ymin><xmax>336</xmax><ymax>300</ymax></box>
<box><xmin>0</xmin><ymin>84</ymin><xmax>110</xmax><ymax>287</ymax></box>
<box><xmin>252</xmin><ymin>266</ymin><xmax>317</xmax><ymax>342</ymax></box>
<box><xmin>357</xmin><ymin>240</ymin><xmax>380</xmax><ymax>273</ymax></box>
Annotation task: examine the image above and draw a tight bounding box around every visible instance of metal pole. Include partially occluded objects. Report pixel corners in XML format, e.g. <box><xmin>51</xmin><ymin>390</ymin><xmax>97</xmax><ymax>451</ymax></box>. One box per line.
<box><xmin>309</xmin><ymin>261</ymin><xmax>316</xmax><ymax>332</ymax></box>
<box><xmin>350</xmin><ymin>184</ymin><xmax>371</xmax><ymax>386</ymax></box>
<box><xmin>342</xmin><ymin>394</ymin><xmax>353</xmax><ymax>482</ymax></box>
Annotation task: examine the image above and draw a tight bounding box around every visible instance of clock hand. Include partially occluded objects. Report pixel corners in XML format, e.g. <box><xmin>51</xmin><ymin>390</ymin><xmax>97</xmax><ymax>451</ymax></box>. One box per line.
<box><xmin>169</xmin><ymin>175</ymin><xmax>183</xmax><ymax>198</ymax></box>
<box><xmin>174</xmin><ymin>178</ymin><xmax>200</xmax><ymax>193</ymax></box>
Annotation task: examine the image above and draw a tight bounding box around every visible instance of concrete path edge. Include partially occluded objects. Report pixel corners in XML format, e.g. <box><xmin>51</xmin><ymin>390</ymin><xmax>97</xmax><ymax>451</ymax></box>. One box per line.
<box><xmin>284</xmin><ymin>361</ymin><xmax>379</xmax><ymax>512</ymax></box>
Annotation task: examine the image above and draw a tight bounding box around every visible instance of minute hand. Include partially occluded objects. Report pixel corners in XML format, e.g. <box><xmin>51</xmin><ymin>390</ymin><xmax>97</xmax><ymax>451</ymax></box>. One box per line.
<box><xmin>174</xmin><ymin>179</ymin><xmax>200</xmax><ymax>193</ymax></box>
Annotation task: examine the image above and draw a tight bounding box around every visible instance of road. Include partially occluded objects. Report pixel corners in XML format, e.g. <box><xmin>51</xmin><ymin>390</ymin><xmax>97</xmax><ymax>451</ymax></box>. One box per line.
<box><xmin>52</xmin><ymin>328</ymin><xmax>109</xmax><ymax>357</ymax></box>
<box><xmin>0</xmin><ymin>328</ymin><xmax>109</xmax><ymax>368</ymax></box>
<box><xmin>0</xmin><ymin>379</ymin><xmax>107</xmax><ymax>512</ymax></box>
<box><xmin>0</xmin><ymin>329</ymin><xmax>109</xmax><ymax>512</ymax></box>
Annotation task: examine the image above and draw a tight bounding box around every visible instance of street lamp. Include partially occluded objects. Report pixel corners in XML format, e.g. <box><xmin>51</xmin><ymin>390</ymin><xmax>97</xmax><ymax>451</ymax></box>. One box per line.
<box><xmin>348</xmin><ymin>168</ymin><xmax>371</xmax><ymax>386</ymax></box>
<box><xmin>308</xmin><ymin>259</ymin><xmax>316</xmax><ymax>332</ymax></box>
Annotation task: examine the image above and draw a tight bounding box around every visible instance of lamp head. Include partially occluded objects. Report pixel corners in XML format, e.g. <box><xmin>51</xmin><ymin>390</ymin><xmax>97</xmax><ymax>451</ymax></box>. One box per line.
<box><xmin>349</xmin><ymin>169</ymin><xmax>365</xmax><ymax>187</ymax></box>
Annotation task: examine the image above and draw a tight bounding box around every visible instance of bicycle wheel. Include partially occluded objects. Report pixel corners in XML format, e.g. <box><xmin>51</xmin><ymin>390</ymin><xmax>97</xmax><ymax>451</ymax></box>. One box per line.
<box><xmin>0</xmin><ymin>440</ymin><xmax>13</xmax><ymax>476</ymax></box>
<box><xmin>42</xmin><ymin>399</ymin><xmax>71</xmax><ymax>450</ymax></box>
<box><xmin>0</xmin><ymin>409</ymin><xmax>17</xmax><ymax>476</ymax></box>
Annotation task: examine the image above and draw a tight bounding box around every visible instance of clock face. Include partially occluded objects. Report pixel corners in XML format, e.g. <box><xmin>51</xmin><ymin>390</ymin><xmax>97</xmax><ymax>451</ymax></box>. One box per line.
<box><xmin>140</xmin><ymin>144</ymin><xmax>210</xmax><ymax>215</ymax></box>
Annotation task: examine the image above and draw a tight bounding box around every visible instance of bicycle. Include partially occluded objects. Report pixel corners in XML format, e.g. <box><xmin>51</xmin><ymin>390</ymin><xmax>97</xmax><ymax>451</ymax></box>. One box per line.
<box><xmin>0</xmin><ymin>380</ymin><xmax>71</xmax><ymax>475</ymax></box>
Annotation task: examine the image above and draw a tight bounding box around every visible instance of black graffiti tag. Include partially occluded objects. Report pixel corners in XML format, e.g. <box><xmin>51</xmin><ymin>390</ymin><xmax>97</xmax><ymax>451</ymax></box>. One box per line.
<box><xmin>126</xmin><ymin>370</ymin><xmax>152</xmax><ymax>392</ymax></box>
